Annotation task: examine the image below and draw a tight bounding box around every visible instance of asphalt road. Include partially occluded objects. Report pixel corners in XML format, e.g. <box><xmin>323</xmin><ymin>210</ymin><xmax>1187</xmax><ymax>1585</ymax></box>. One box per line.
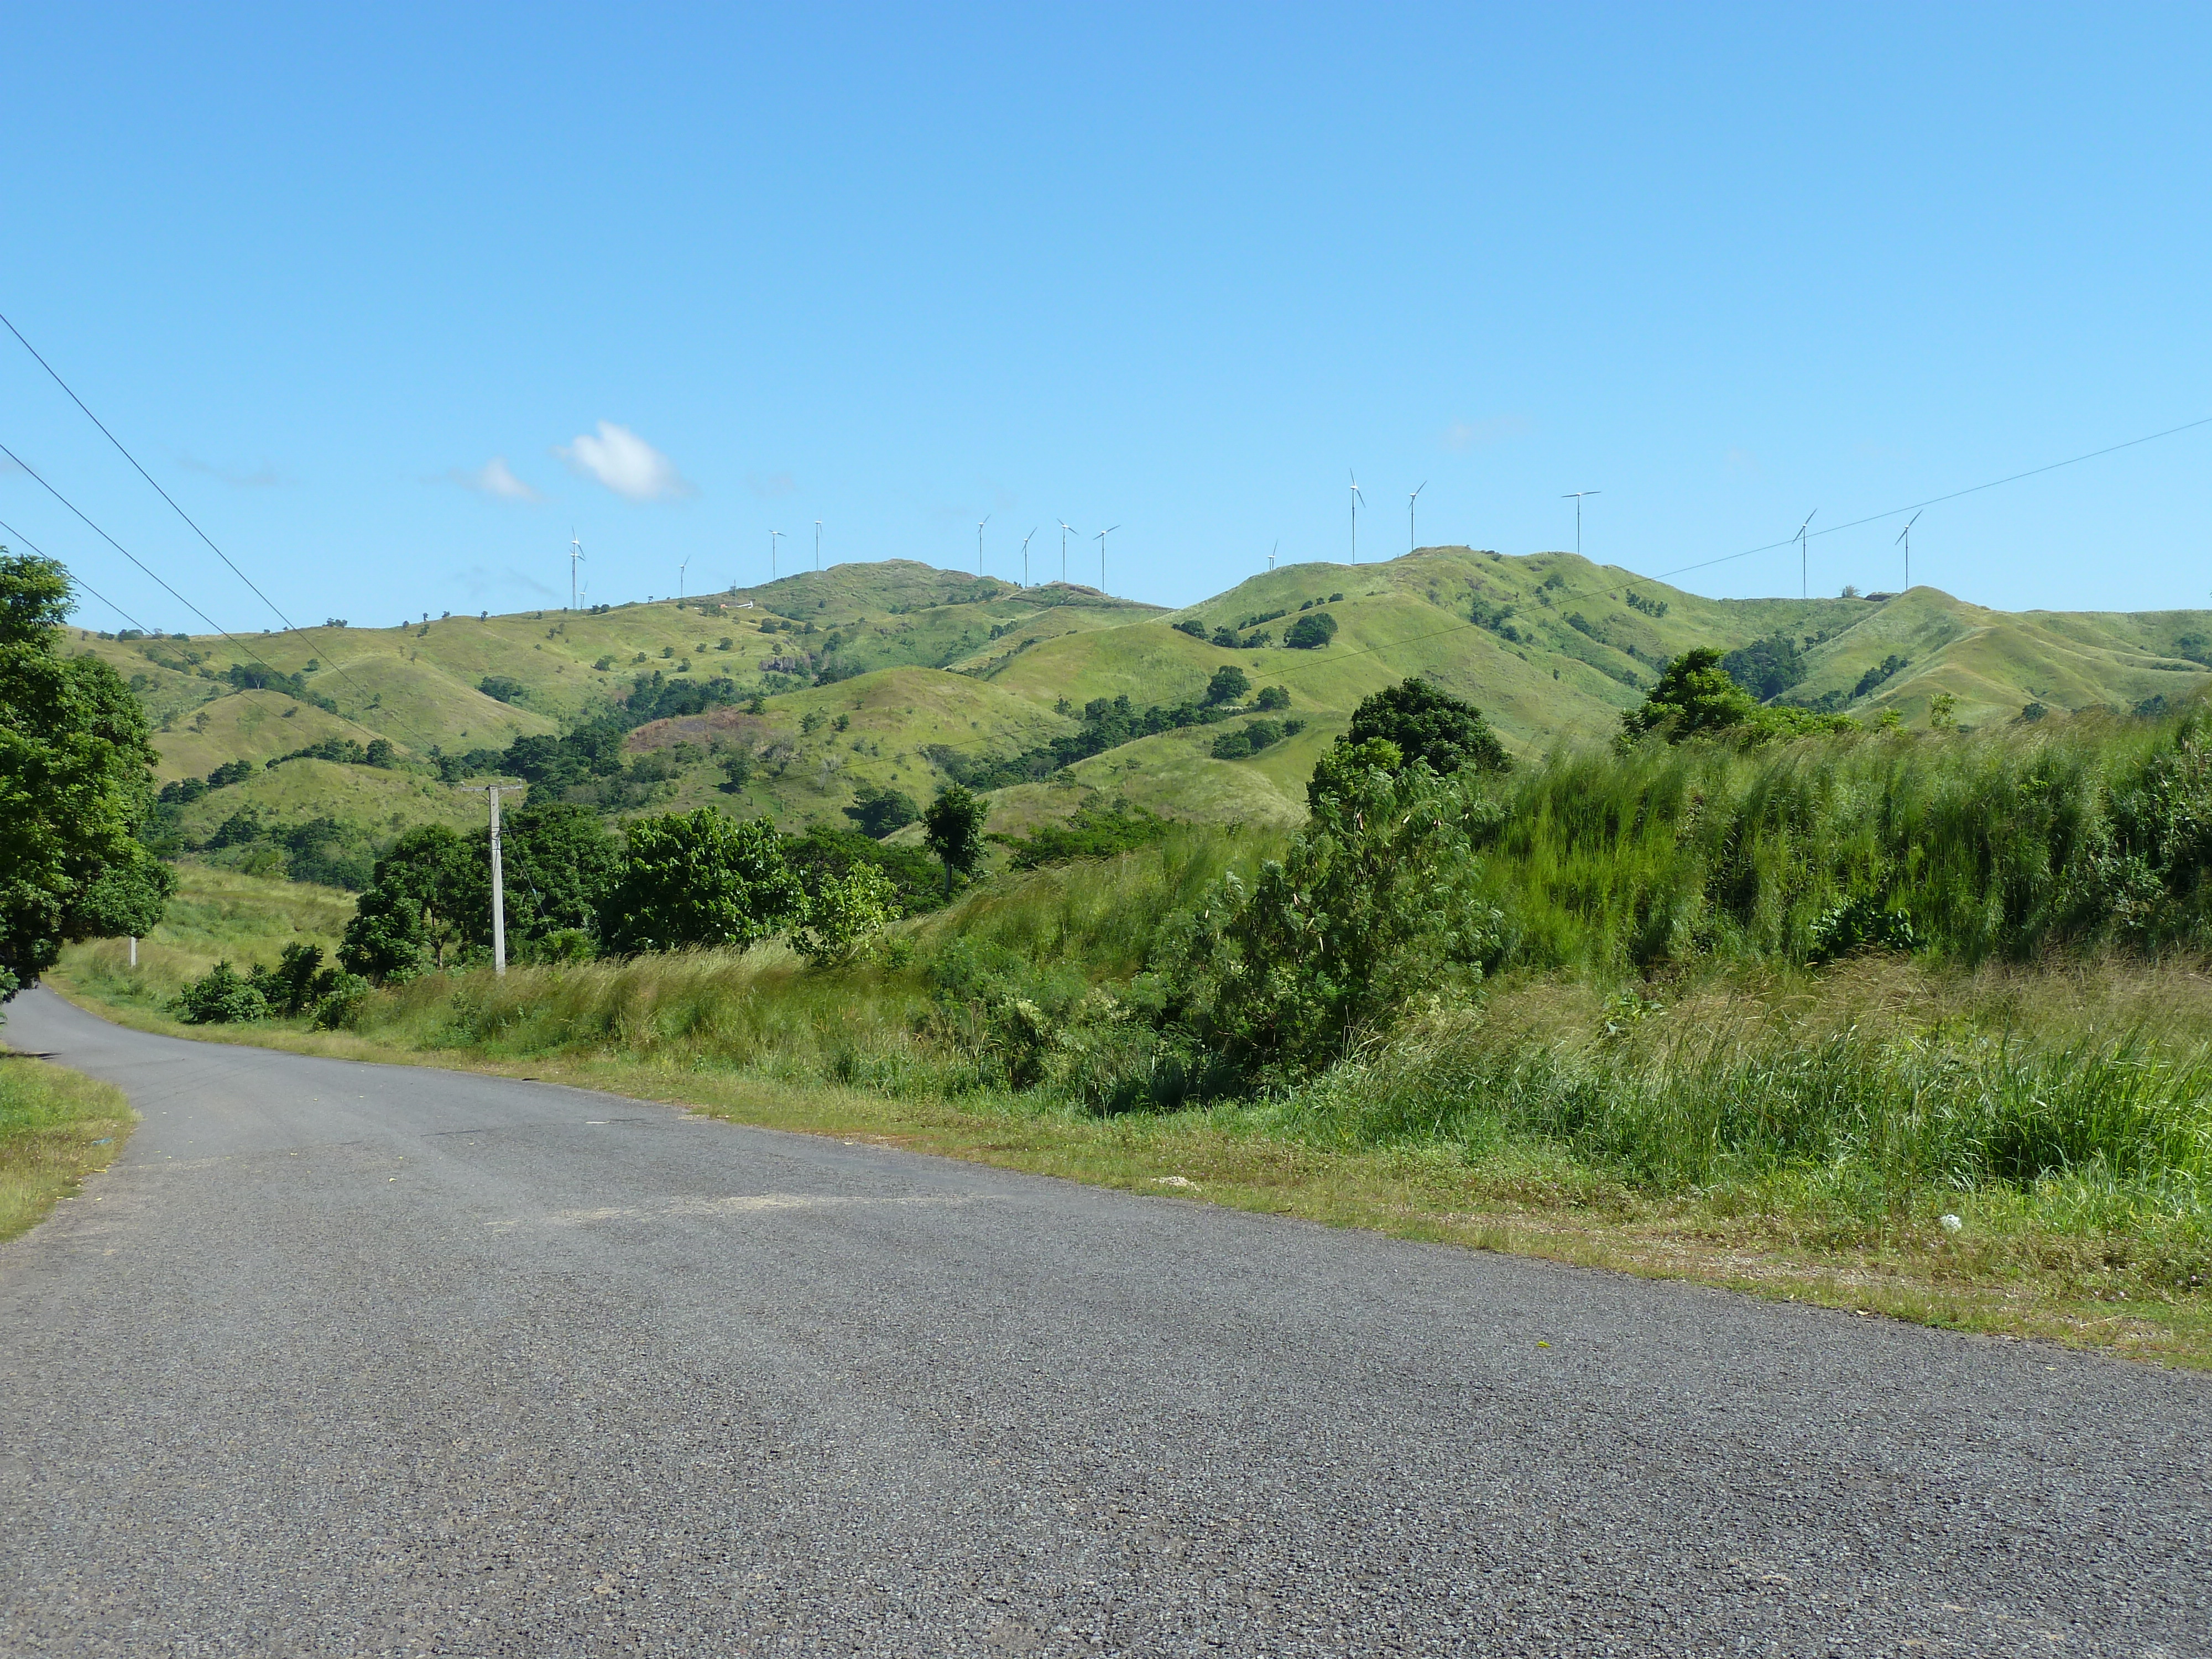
<box><xmin>1</xmin><ymin>988</ymin><xmax>2206</xmax><ymax>1657</ymax></box>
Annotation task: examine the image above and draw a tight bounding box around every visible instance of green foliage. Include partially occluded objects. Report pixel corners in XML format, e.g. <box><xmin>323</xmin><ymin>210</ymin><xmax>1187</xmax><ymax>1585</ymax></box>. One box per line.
<box><xmin>598</xmin><ymin>809</ymin><xmax>804</xmax><ymax>954</ymax></box>
<box><xmin>174</xmin><ymin>960</ymin><xmax>269</xmax><ymax>1024</ymax></box>
<box><xmin>1345</xmin><ymin>677</ymin><xmax>1509</xmax><ymax>776</ymax></box>
<box><xmin>995</xmin><ymin>805</ymin><xmax>1170</xmax><ymax>871</ymax></box>
<box><xmin>1306</xmin><ymin>737</ymin><xmax>1402</xmax><ymax>811</ymax></box>
<box><xmin>0</xmin><ymin>552</ymin><xmax>171</xmax><ymax>998</ymax></box>
<box><xmin>1156</xmin><ymin>760</ymin><xmax>1502</xmax><ymax>1081</ymax></box>
<box><xmin>477</xmin><ymin>675</ymin><xmax>528</xmax><ymax>703</ymax></box>
<box><xmin>781</xmin><ymin>822</ymin><xmax>948</xmax><ymax>917</ymax></box>
<box><xmin>1208</xmin><ymin>717</ymin><xmax>1303</xmax><ymax>759</ymax></box>
<box><xmin>791</xmin><ymin>863</ymin><xmax>901</xmax><ymax>966</ymax></box>
<box><xmin>843</xmin><ymin>782</ymin><xmax>920</xmax><ymax>838</ymax></box>
<box><xmin>1283</xmin><ymin>611</ymin><xmax>1338</xmax><ymax>649</ymax></box>
<box><xmin>922</xmin><ymin>785</ymin><xmax>987</xmax><ymax>885</ymax></box>
<box><xmin>1204</xmin><ymin>665</ymin><xmax>1250</xmax><ymax>706</ymax></box>
<box><xmin>1254</xmin><ymin>684</ymin><xmax>1290</xmax><ymax>711</ymax></box>
<box><xmin>1854</xmin><ymin>654</ymin><xmax>1911</xmax><ymax>698</ymax></box>
<box><xmin>1720</xmin><ymin>633</ymin><xmax>1807</xmax><ymax>700</ymax></box>
<box><xmin>337</xmin><ymin>825</ymin><xmax>471</xmax><ymax>980</ymax></box>
<box><xmin>1623</xmin><ymin>648</ymin><xmax>1856</xmax><ymax>748</ymax></box>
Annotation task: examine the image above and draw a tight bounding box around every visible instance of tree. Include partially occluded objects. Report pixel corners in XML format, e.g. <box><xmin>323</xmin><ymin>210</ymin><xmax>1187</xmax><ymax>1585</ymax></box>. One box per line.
<box><xmin>922</xmin><ymin>784</ymin><xmax>987</xmax><ymax>895</ymax></box>
<box><xmin>791</xmin><ymin>864</ymin><xmax>901</xmax><ymax>966</ymax></box>
<box><xmin>597</xmin><ymin>808</ymin><xmax>805</xmax><ymax>954</ymax></box>
<box><xmin>1719</xmin><ymin>634</ymin><xmax>1808</xmax><ymax>701</ymax></box>
<box><xmin>1619</xmin><ymin>648</ymin><xmax>1759</xmax><ymax>745</ymax></box>
<box><xmin>1306</xmin><ymin>737</ymin><xmax>1402</xmax><ymax>811</ymax></box>
<box><xmin>1284</xmin><ymin>611</ymin><xmax>1338</xmax><ymax>649</ymax></box>
<box><xmin>1204</xmin><ymin>665</ymin><xmax>1250</xmax><ymax>706</ymax></box>
<box><xmin>1345</xmin><ymin>677</ymin><xmax>1510</xmax><ymax>776</ymax></box>
<box><xmin>446</xmin><ymin>799</ymin><xmax>622</xmax><ymax>957</ymax></box>
<box><xmin>337</xmin><ymin>825</ymin><xmax>471</xmax><ymax>980</ymax></box>
<box><xmin>1</xmin><ymin>552</ymin><xmax>171</xmax><ymax>998</ymax></box>
<box><xmin>844</xmin><ymin>782</ymin><xmax>920</xmax><ymax>839</ymax></box>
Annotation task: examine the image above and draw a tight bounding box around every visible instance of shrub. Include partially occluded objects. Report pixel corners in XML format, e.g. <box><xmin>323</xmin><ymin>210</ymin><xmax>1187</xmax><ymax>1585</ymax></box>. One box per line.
<box><xmin>175</xmin><ymin>962</ymin><xmax>269</xmax><ymax>1024</ymax></box>
<box><xmin>792</xmin><ymin>864</ymin><xmax>901</xmax><ymax>966</ymax></box>
<box><xmin>598</xmin><ymin>810</ymin><xmax>805</xmax><ymax>954</ymax></box>
<box><xmin>478</xmin><ymin>676</ymin><xmax>528</xmax><ymax>704</ymax></box>
<box><xmin>1284</xmin><ymin>612</ymin><xmax>1338</xmax><ymax>649</ymax></box>
<box><xmin>1204</xmin><ymin>665</ymin><xmax>1250</xmax><ymax>706</ymax></box>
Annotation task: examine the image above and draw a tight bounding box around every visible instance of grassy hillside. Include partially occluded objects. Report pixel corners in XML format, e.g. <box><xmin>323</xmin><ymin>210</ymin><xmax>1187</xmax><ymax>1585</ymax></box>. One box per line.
<box><xmin>67</xmin><ymin>550</ymin><xmax>2212</xmax><ymax>855</ymax></box>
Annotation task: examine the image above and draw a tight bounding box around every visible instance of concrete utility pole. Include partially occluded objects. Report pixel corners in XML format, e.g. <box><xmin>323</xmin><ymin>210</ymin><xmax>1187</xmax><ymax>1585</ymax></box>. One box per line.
<box><xmin>486</xmin><ymin>786</ymin><xmax>507</xmax><ymax>977</ymax></box>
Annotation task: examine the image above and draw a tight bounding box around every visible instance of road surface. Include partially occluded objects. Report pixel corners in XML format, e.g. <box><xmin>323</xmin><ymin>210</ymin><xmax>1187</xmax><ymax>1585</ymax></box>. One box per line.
<box><xmin>1</xmin><ymin>987</ymin><xmax>2206</xmax><ymax>1656</ymax></box>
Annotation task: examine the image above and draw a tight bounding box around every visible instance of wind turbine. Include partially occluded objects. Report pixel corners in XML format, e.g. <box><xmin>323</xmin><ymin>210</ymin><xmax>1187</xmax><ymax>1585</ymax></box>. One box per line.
<box><xmin>1561</xmin><ymin>491</ymin><xmax>1601</xmax><ymax>556</ymax></box>
<box><xmin>977</xmin><ymin>513</ymin><xmax>990</xmax><ymax>577</ymax></box>
<box><xmin>679</xmin><ymin>557</ymin><xmax>690</xmax><ymax>603</ymax></box>
<box><xmin>568</xmin><ymin>532</ymin><xmax>585</xmax><ymax>611</ymax></box>
<box><xmin>769</xmin><ymin>529</ymin><xmax>784</xmax><ymax>580</ymax></box>
<box><xmin>1058</xmin><ymin>521</ymin><xmax>1076</xmax><ymax>583</ymax></box>
<box><xmin>1021</xmin><ymin>526</ymin><xmax>1038</xmax><ymax>588</ymax></box>
<box><xmin>1349</xmin><ymin>472</ymin><xmax>1365</xmax><ymax>562</ymax></box>
<box><xmin>1269</xmin><ymin>539</ymin><xmax>1278</xmax><ymax>571</ymax></box>
<box><xmin>1896</xmin><ymin>512</ymin><xmax>1922</xmax><ymax>591</ymax></box>
<box><xmin>815</xmin><ymin>520</ymin><xmax>823</xmax><ymax>572</ymax></box>
<box><xmin>1408</xmin><ymin>481</ymin><xmax>1426</xmax><ymax>554</ymax></box>
<box><xmin>1095</xmin><ymin>525</ymin><xmax>1120</xmax><ymax>594</ymax></box>
<box><xmin>1795</xmin><ymin>509</ymin><xmax>1818</xmax><ymax>599</ymax></box>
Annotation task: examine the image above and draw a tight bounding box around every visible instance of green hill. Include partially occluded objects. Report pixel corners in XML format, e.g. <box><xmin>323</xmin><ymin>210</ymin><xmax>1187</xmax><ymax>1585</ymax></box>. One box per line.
<box><xmin>65</xmin><ymin>549</ymin><xmax>2212</xmax><ymax>865</ymax></box>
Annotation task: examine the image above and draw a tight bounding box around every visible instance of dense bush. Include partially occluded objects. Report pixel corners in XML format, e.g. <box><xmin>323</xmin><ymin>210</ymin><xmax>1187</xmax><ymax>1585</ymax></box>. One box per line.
<box><xmin>598</xmin><ymin>810</ymin><xmax>804</xmax><ymax>954</ymax></box>
<box><xmin>174</xmin><ymin>961</ymin><xmax>268</xmax><ymax>1024</ymax></box>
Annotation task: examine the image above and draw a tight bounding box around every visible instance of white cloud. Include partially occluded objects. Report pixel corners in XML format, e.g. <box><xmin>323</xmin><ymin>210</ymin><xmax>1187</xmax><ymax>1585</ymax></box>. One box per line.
<box><xmin>1442</xmin><ymin>415</ymin><xmax>1529</xmax><ymax>452</ymax></box>
<box><xmin>452</xmin><ymin>456</ymin><xmax>543</xmax><ymax>502</ymax></box>
<box><xmin>556</xmin><ymin>421</ymin><xmax>694</xmax><ymax>502</ymax></box>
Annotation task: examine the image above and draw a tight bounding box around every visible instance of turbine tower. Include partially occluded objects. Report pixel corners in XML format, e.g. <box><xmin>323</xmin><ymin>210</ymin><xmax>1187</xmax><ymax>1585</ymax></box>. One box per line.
<box><xmin>1021</xmin><ymin>526</ymin><xmax>1038</xmax><ymax>588</ymax></box>
<box><xmin>1897</xmin><ymin>512</ymin><xmax>1922</xmax><ymax>591</ymax></box>
<box><xmin>977</xmin><ymin>514</ymin><xmax>990</xmax><ymax>577</ymax></box>
<box><xmin>769</xmin><ymin>529</ymin><xmax>784</xmax><ymax>581</ymax></box>
<box><xmin>1796</xmin><ymin>509</ymin><xmax>1818</xmax><ymax>599</ymax></box>
<box><xmin>679</xmin><ymin>558</ymin><xmax>690</xmax><ymax>603</ymax></box>
<box><xmin>1561</xmin><ymin>491</ymin><xmax>1601</xmax><ymax>556</ymax></box>
<box><xmin>1096</xmin><ymin>524</ymin><xmax>1120</xmax><ymax>595</ymax></box>
<box><xmin>1269</xmin><ymin>539</ymin><xmax>1278</xmax><ymax>571</ymax></box>
<box><xmin>568</xmin><ymin>532</ymin><xmax>585</xmax><ymax>611</ymax></box>
<box><xmin>815</xmin><ymin>520</ymin><xmax>823</xmax><ymax>572</ymax></box>
<box><xmin>1058</xmin><ymin>521</ymin><xmax>1076</xmax><ymax>583</ymax></box>
<box><xmin>1349</xmin><ymin>472</ymin><xmax>1365</xmax><ymax>562</ymax></box>
<box><xmin>1408</xmin><ymin>481</ymin><xmax>1426</xmax><ymax>554</ymax></box>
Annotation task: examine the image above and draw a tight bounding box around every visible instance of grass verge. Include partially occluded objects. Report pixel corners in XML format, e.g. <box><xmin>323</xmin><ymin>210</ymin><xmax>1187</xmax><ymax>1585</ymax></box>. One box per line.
<box><xmin>39</xmin><ymin>959</ymin><xmax>2212</xmax><ymax>1369</ymax></box>
<box><xmin>0</xmin><ymin>1045</ymin><xmax>133</xmax><ymax>1244</ymax></box>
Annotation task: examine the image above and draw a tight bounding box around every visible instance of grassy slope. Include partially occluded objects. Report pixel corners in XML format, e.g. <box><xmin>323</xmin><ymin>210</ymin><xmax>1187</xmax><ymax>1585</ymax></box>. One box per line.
<box><xmin>0</xmin><ymin>1048</ymin><xmax>132</xmax><ymax>1243</ymax></box>
<box><xmin>71</xmin><ymin>550</ymin><xmax>2212</xmax><ymax>836</ymax></box>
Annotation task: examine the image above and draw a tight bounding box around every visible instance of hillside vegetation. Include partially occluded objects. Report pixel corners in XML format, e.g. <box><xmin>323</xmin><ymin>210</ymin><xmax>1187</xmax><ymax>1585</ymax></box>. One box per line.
<box><xmin>66</xmin><ymin>549</ymin><xmax>2212</xmax><ymax>889</ymax></box>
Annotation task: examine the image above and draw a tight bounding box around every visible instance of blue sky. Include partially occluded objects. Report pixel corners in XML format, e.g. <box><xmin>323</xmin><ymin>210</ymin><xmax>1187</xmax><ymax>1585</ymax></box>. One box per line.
<box><xmin>3</xmin><ymin>3</ymin><xmax>2208</xmax><ymax>632</ymax></box>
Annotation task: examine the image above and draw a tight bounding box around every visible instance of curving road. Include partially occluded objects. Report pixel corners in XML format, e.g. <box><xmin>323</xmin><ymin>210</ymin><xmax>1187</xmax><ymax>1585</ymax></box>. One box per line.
<box><xmin>1</xmin><ymin>986</ymin><xmax>2206</xmax><ymax>1657</ymax></box>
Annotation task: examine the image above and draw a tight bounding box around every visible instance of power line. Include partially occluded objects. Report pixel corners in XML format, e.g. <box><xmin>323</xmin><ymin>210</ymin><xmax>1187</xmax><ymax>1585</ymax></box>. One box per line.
<box><xmin>0</xmin><ymin>514</ymin><xmax>155</xmax><ymax>635</ymax></box>
<box><xmin>0</xmin><ymin>439</ymin><xmax>442</xmax><ymax>758</ymax></box>
<box><xmin>0</xmin><ymin>310</ymin><xmax>439</xmax><ymax>754</ymax></box>
<box><xmin>1654</xmin><ymin>413</ymin><xmax>2212</xmax><ymax>581</ymax></box>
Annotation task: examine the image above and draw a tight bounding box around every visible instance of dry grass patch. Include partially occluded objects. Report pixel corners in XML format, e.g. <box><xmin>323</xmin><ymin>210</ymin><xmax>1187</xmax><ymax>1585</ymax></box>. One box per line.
<box><xmin>0</xmin><ymin>1048</ymin><xmax>133</xmax><ymax>1243</ymax></box>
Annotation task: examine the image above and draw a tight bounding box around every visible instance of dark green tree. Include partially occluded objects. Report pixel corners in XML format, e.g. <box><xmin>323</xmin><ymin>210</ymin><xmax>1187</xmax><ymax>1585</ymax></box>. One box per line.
<box><xmin>1283</xmin><ymin>611</ymin><xmax>1338</xmax><ymax>649</ymax></box>
<box><xmin>1204</xmin><ymin>665</ymin><xmax>1250</xmax><ymax>706</ymax></box>
<box><xmin>922</xmin><ymin>784</ymin><xmax>987</xmax><ymax>895</ymax></box>
<box><xmin>1345</xmin><ymin>677</ymin><xmax>1510</xmax><ymax>776</ymax></box>
<box><xmin>1619</xmin><ymin>648</ymin><xmax>1760</xmax><ymax>745</ymax></box>
<box><xmin>843</xmin><ymin>782</ymin><xmax>920</xmax><ymax>839</ymax></box>
<box><xmin>1</xmin><ymin>552</ymin><xmax>171</xmax><ymax>998</ymax></box>
<box><xmin>337</xmin><ymin>825</ymin><xmax>471</xmax><ymax>980</ymax></box>
<box><xmin>447</xmin><ymin>800</ymin><xmax>622</xmax><ymax>956</ymax></box>
<box><xmin>597</xmin><ymin>808</ymin><xmax>805</xmax><ymax>954</ymax></box>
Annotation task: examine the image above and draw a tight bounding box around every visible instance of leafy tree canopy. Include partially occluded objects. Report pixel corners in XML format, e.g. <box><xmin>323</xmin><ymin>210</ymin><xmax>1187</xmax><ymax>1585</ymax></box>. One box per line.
<box><xmin>598</xmin><ymin>809</ymin><xmax>804</xmax><ymax>954</ymax></box>
<box><xmin>1</xmin><ymin>552</ymin><xmax>171</xmax><ymax>998</ymax></box>
<box><xmin>1345</xmin><ymin>677</ymin><xmax>1510</xmax><ymax>776</ymax></box>
<box><xmin>844</xmin><ymin>782</ymin><xmax>920</xmax><ymax>839</ymax></box>
<box><xmin>922</xmin><ymin>784</ymin><xmax>988</xmax><ymax>883</ymax></box>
